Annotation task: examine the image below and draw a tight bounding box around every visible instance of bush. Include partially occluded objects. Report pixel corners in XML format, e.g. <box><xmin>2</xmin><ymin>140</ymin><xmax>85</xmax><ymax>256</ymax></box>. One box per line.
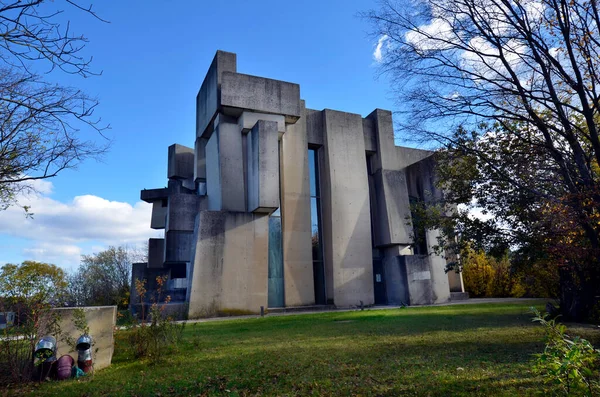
<box><xmin>128</xmin><ymin>276</ymin><xmax>185</xmax><ymax>363</ymax></box>
<box><xmin>531</xmin><ymin>308</ymin><xmax>600</xmax><ymax>396</ymax></box>
<box><xmin>461</xmin><ymin>247</ymin><xmax>525</xmax><ymax>298</ymax></box>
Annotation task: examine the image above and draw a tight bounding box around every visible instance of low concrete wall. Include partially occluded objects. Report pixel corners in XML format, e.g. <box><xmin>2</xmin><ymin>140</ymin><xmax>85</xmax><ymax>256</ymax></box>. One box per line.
<box><xmin>52</xmin><ymin>306</ymin><xmax>116</xmax><ymax>371</ymax></box>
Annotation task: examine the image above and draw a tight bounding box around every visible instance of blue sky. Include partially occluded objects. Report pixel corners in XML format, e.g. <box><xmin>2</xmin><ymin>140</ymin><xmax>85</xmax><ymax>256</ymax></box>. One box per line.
<box><xmin>0</xmin><ymin>0</ymin><xmax>399</xmax><ymax>270</ymax></box>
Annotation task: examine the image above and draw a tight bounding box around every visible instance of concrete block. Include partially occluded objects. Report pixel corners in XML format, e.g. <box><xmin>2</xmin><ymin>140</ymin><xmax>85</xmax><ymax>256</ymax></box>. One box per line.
<box><xmin>148</xmin><ymin>238</ymin><xmax>165</xmax><ymax>269</ymax></box>
<box><xmin>151</xmin><ymin>201</ymin><xmax>167</xmax><ymax>229</ymax></box>
<box><xmin>238</xmin><ymin>111</ymin><xmax>286</xmax><ymax>135</ymax></box>
<box><xmin>400</xmin><ymin>255</ymin><xmax>433</xmax><ymax>305</ymax></box>
<box><xmin>372</xmin><ymin>169</ymin><xmax>413</xmax><ymax>247</ymax></box>
<box><xmin>52</xmin><ymin>306</ymin><xmax>116</xmax><ymax>371</ymax></box>
<box><xmin>247</xmin><ymin>120</ymin><xmax>279</xmax><ymax>213</ymax></box>
<box><xmin>164</xmin><ymin>230</ymin><xmax>194</xmax><ymax>263</ymax></box>
<box><xmin>281</xmin><ymin>102</ymin><xmax>315</xmax><ymax>306</ymax></box>
<box><xmin>367</xmin><ymin>109</ymin><xmax>396</xmax><ymax>172</ymax></box>
<box><xmin>196</xmin><ymin>50</ymin><xmax>237</xmax><ymax>138</ymax></box>
<box><xmin>166</xmin><ymin>193</ymin><xmax>199</xmax><ymax>232</ymax></box>
<box><xmin>205</xmin><ymin>115</ymin><xmax>245</xmax><ymax>212</ymax></box>
<box><xmin>221</xmin><ymin>72</ymin><xmax>301</xmax><ymax>123</ymax></box>
<box><xmin>306</xmin><ymin>108</ymin><xmax>324</xmax><ymax>146</ymax></box>
<box><xmin>168</xmin><ymin>144</ymin><xmax>194</xmax><ymax>180</ymax></box>
<box><xmin>194</xmin><ymin>137</ymin><xmax>208</xmax><ymax>182</ymax></box>
<box><xmin>362</xmin><ymin>118</ymin><xmax>377</xmax><ymax>152</ymax></box>
<box><xmin>187</xmin><ymin>211</ymin><xmax>269</xmax><ymax>318</ymax></box>
<box><xmin>320</xmin><ymin>109</ymin><xmax>374</xmax><ymax>307</ymax></box>
<box><xmin>397</xmin><ymin>146</ymin><xmax>433</xmax><ymax>170</ymax></box>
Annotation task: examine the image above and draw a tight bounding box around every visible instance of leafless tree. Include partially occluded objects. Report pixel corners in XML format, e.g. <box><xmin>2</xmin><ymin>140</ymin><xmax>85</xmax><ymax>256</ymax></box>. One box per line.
<box><xmin>66</xmin><ymin>245</ymin><xmax>140</xmax><ymax>308</ymax></box>
<box><xmin>365</xmin><ymin>0</ymin><xmax>600</xmax><ymax>320</ymax></box>
<box><xmin>0</xmin><ymin>1</ymin><xmax>108</xmax><ymax>210</ymax></box>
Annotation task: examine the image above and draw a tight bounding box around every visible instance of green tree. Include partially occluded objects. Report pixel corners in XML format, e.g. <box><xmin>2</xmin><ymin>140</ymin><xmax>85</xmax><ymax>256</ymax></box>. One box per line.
<box><xmin>66</xmin><ymin>245</ymin><xmax>143</xmax><ymax>309</ymax></box>
<box><xmin>0</xmin><ymin>261</ymin><xmax>67</xmax><ymax>383</ymax></box>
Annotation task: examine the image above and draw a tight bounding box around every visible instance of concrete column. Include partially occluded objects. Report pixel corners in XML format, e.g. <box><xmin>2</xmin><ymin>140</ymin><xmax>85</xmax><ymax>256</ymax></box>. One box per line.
<box><xmin>247</xmin><ymin>120</ymin><xmax>279</xmax><ymax>213</ymax></box>
<box><xmin>372</xmin><ymin>169</ymin><xmax>413</xmax><ymax>247</ymax></box>
<box><xmin>281</xmin><ymin>102</ymin><xmax>315</xmax><ymax>306</ymax></box>
<box><xmin>205</xmin><ymin>114</ymin><xmax>245</xmax><ymax>212</ymax></box>
<box><xmin>321</xmin><ymin>109</ymin><xmax>374</xmax><ymax>307</ymax></box>
<box><xmin>426</xmin><ymin>229</ymin><xmax>451</xmax><ymax>303</ymax></box>
<box><xmin>367</xmin><ymin>109</ymin><xmax>396</xmax><ymax>172</ymax></box>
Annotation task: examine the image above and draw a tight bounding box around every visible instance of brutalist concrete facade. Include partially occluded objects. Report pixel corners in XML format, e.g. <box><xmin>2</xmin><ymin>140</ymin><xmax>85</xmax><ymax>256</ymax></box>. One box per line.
<box><xmin>132</xmin><ymin>50</ymin><xmax>465</xmax><ymax>318</ymax></box>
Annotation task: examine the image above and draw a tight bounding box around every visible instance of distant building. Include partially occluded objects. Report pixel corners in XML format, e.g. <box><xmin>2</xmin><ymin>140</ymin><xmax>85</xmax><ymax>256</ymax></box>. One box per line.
<box><xmin>131</xmin><ymin>51</ymin><xmax>466</xmax><ymax>318</ymax></box>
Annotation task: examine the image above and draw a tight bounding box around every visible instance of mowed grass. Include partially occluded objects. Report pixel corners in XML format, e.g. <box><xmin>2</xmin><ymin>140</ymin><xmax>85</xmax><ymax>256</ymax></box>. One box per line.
<box><xmin>22</xmin><ymin>301</ymin><xmax>600</xmax><ymax>396</ymax></box>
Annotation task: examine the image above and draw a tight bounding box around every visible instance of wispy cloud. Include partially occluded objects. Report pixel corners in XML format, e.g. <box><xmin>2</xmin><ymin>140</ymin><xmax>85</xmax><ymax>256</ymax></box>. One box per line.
<box><xmin>373</xmin><ymin>35</ymin><xmax>389</xmax><ymax>62</ymax></box>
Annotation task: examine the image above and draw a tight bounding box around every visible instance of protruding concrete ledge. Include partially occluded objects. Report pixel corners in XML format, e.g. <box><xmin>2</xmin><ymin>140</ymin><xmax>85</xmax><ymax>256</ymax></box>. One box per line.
<box><xmin>141</xmin><ymin>188</ymin><xmax>168</xmax><ymax>203</ymax></box>
<box><xmin>221</xmin><ymin>72</ymin><xmax>301</xmax><ymax>123</ymax></box>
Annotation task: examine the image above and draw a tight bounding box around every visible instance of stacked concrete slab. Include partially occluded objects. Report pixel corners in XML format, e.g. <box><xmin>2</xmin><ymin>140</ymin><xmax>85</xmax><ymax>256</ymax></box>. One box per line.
<box><xmin>132</xmin><ymin>50</ymin><xmax>466</xmax><ymax>319</ymax></box>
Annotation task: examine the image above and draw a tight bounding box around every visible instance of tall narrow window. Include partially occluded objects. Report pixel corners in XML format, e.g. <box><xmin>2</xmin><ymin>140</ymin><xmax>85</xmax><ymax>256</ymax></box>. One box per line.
<box><xmin>268</xmin><ymin>142</ymin><xmax>284</xmax><ymax>308</ymax></box>
<box><xmin>309</xmin><ymin>148</ymin><xmax>326</xmax><ymax>305</ymax></box>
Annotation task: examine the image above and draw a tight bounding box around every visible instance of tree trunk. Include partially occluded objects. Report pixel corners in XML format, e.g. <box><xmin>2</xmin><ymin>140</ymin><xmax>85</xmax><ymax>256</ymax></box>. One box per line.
<box><xmin>559</xmin><ymin>266</ymin><xmax>600</xmax><ymax>322</ymax></box>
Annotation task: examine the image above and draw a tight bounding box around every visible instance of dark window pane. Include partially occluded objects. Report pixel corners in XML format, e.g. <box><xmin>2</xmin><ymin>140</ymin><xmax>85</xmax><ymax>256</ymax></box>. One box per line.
<box><xmin>309</xmin><ymin>149</ymin><xmax>317</xmax><ymax>197</ymax></box>
<box><xmin>268</xmin><ymin>216</ymin><xmax>284</xmax><ymax>307</ymax></box>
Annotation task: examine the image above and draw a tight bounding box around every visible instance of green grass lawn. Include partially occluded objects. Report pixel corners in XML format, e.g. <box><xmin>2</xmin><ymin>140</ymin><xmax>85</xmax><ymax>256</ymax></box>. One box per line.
<box><xmin>20</xmin><ymin>301</ymin><xmax>600</xmax><ymax>396</ymax></box>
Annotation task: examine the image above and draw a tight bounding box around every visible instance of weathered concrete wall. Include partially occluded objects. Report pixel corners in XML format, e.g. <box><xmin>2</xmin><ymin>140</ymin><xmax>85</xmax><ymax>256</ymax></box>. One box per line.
<box><xmin>205</xmin><ymin>115</ymin><xmax>245</xmax><ymax>211</ymax></box>
<box><xmin>196</xmin><ymin>50</ymin><xmax>237</xmax><ymax>138</ymax></box>
<box><xmin>164</xmin><ymin>230</ymin><xmax>194</xmax><ymax>263</ymax></box>
<box><xmin>321</xmin><ymin>109</ymin><xmax>374</xmax><ymax>307</ymax></box>
<box><xmin>52</xmin><ymin>306</ymin><xmax>116</xmax><ymax>372</ymax></box>
<box><xmin>247</xmin><ymin>120</ymin><xmax>279</xmax><ymax>213</ymax></box>
<box><xmin>220</xmin><ymin>72</ymin><xmax>301</xmax><ymax>122</ymax></box>
<box><xmin>187</xmin><ymin>211</ymin><xmax>269</xmax><ymax>318</ymax></box>
<box><xmin>281</xmin><ymin>103</ymin><xmax>315</xmax><ymax>306</ymax></box>
<box><xmin>396</xmin><ymin>146</ymin><xmax>433</xmax><ymax>170</ymax></box>
<box><xmin>166</xmin><ymin>193</ymin><xmax>199</xmax><ymax>232</ymax></box>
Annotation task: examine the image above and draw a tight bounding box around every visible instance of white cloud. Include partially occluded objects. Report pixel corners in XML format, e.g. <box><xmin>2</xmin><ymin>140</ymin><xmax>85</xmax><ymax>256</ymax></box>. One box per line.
<box><xmin>23</xmin><ymin>243</ymin><xmax>82</xmax><ymax>270</ymax></box>
<box><xmin>406</xmin><ymin>18</ymin><xmax>458</xmax><ymax>51</ymax></box>
<box><xmin>0</xmin><ymin>181</ymin><xmax>161</xmax><ymax>269</ymax></box>
<box><xmin>373</xmin><ymin>35</ymin><xmax>389</xmax><ymax>62</ymax></box>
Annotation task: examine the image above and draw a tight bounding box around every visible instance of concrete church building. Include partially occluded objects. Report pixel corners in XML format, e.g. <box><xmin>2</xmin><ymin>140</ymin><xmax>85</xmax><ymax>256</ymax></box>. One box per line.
<box><xmin>131</xmin><ymin>50</ymin><xmax>466</xmax><ymax>318</ymax></box>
